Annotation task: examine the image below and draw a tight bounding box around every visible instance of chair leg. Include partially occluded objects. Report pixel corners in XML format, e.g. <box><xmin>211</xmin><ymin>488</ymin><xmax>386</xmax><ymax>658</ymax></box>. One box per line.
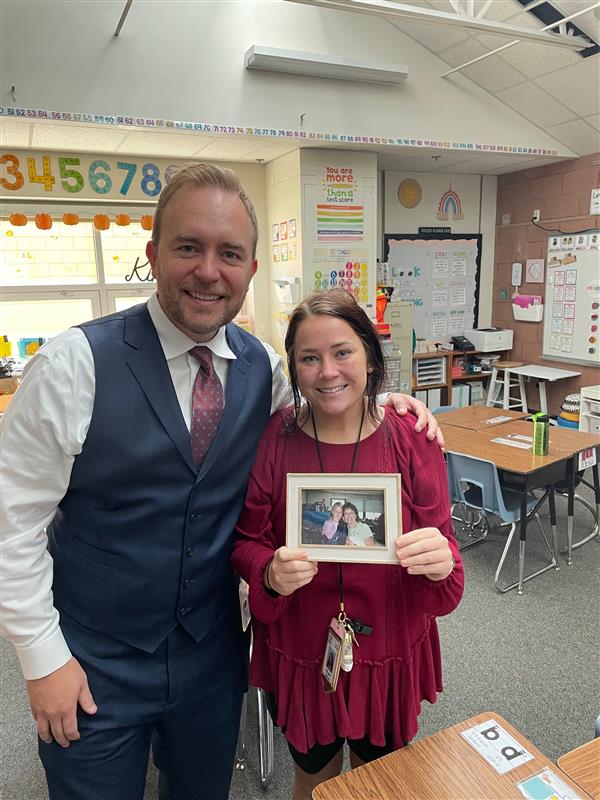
<box><xmin>494</xmin><ymin>523</ymin><xmax>516</xmax><ymax>593</ymax></box>
<box><xmin>235</xmin><ymin>691</ymin><xmax>248</xmax><ymax>771</ymax></box>
<box><xmin>257</xmin><ymin>687</ymin><xmax>274</xmax><ymax>788</ymax></box>
<box><xmin>556</xmin><ymin>493</ymin><xmax>599</xmax><ymax>554</ymax></box>
<box><xmin>518</xmin><ymin>375</ymin><xmax>528</xmax><ymax>413</ymax></box>
<box><xmin>495</xmin><ymin>513</ymin><xmax>556</xmax><ymax>594</ymax></box>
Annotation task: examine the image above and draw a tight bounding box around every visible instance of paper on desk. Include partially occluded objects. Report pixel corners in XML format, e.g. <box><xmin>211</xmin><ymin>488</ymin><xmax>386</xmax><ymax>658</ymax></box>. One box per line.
<box><xmin>517</xmin><ymin>768</ymin><xmax>585</xmax><ymax>800</ymax></box>
<box><xmin>492</xmin><ymin>437</ymin><xmax>531</xmax><ymax>449</ymax></box>
<box><xmin>486</xmin><ymin>416</ymin><xmax>514</xmax><ymax>425</ymax></box>
<box><xmin>461</xmin><ymin>719</ymin><xmax>533</xmax><ymax>774</ymax></box>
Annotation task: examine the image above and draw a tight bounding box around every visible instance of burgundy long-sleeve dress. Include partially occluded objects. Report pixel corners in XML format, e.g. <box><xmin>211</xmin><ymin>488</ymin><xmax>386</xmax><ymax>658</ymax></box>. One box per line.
<box><xmin>231</xmin><ymin>408</ymin><xmax>464</xmax><ymax>753</ymax></box>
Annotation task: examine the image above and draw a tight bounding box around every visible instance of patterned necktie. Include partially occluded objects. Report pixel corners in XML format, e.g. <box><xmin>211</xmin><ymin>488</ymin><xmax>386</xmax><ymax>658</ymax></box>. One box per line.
<box><xmin>189</xmin><ymin>346</ymin><xmax>224</xmax><ymax>468</ymax></box>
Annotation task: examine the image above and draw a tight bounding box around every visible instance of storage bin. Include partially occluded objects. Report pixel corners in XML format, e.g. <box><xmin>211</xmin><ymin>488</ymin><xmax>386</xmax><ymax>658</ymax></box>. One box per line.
<box><xmin>512</xmin><ymin>303</ymin><xmax>543</xmax><ymax>322</ymax></box>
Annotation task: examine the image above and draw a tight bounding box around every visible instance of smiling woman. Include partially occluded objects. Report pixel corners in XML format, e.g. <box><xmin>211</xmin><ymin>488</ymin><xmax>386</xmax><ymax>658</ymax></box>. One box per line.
<box><xmin>232</xmin><ymin>288</ymin><xmax>463</xmax><ymax>800</ymax></box>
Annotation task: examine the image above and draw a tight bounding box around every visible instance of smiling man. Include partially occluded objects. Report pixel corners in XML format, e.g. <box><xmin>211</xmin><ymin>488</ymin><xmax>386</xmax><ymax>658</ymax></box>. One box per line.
<box><xmin>0</xmin><ymin>163</ymin><xmax>440</xmax><ymax>800</ymax></box>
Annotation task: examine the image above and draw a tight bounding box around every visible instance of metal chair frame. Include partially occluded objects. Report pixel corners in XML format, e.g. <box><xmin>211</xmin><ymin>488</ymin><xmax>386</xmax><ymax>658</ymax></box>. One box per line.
<box><xmin>447</xmin><ymin>452</ymin><xmax>556</xmax><ymax>594</ymax></box>
<box><xmin>235</xmin><ymin>685</ymin><xmax>275</xmax><ymax>788</ymax></box>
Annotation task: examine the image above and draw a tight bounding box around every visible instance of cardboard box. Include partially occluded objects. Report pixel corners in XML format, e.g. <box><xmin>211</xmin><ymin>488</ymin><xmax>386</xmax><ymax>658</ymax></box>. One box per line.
<box><xmin>0</xmin><ymin>393</ymin><xmax>14</xmax><ymax>413</ymax></box>
<box><xmin>0</xmin><ymin>377</ymin><xmax>18</xmax><ymax>395</ymax></box>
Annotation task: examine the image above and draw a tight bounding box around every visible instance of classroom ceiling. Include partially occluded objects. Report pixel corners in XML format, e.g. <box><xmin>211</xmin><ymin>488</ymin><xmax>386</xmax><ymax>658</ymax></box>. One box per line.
<box><xmin>1</xmin><ymin>0</ymin><xmax>598</xmax><ymax>175</ymax></box>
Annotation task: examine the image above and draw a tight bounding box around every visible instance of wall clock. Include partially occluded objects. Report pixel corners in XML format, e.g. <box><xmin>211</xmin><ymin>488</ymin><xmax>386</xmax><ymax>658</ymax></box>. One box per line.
<box><xmin>397</xmin><ymin>178</ymin><xmax>422</xmax><ymax>209</ymax></box>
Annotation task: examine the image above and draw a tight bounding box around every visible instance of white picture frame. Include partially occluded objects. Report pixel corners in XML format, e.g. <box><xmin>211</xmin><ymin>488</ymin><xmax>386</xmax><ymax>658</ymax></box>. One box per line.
<box><xmin>286</xmin><ymin>473</ymin><xmax>402</xmax><ymax>564</ymax></box>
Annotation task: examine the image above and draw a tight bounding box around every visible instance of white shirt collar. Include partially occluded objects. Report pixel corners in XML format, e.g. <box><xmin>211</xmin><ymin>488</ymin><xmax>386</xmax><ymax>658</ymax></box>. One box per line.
<box><xmin>146</xmin><ymin>292</ymin><xmax>236</xmax><ymax>362</ymax></box>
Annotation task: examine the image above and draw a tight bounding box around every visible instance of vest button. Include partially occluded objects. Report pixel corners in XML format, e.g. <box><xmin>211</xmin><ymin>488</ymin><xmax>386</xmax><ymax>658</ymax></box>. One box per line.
<box><xmin>186</xmin><ymin>546</ymin><xmax>194</xmax><ymax>557</ymax></box>
<box><xmin>189</xmin><ymin>513</ymin><xmax>199</xmax><ymax>522</ymax></box>
<box><xmin>183</xmin><ymin>578</ymin><xmax>191</xmax><ymax>587</ymax></box>
<box><xmin>179</xmin><ymin>607</ymin><xmax>189</xmax><ymax>616</ymax></box>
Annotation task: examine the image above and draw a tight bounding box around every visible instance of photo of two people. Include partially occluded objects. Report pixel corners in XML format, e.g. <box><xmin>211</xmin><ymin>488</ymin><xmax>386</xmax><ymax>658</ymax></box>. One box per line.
<box><xmin>301</xmin><ymin>490</ymin><xmax>386</xmax><ymax>549</ymax></box>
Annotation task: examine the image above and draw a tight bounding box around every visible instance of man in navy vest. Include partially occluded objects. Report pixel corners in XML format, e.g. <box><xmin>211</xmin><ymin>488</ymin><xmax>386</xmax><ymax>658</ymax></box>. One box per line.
<box><xmin>0</xmin><ymin>163</ymin><xmax>440</xmax><ymax>800</ymax></box>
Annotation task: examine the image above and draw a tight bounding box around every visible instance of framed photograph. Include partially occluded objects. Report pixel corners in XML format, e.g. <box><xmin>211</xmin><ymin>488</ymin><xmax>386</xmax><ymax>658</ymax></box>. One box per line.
<box><xmin>286</xmin><ymin>473</ymin><xmax>402</xmax><ymax>564</ymax></box>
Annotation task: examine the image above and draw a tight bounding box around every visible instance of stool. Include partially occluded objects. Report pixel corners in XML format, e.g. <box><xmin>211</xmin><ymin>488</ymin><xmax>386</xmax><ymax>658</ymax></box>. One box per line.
<box><xmin>486</xmin><ymin>361</ymin><xmax>527</xmax><ymax>411</ymax></box>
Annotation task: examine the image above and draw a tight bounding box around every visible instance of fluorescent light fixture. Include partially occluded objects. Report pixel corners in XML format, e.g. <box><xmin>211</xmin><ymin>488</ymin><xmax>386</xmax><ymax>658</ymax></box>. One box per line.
<box><xmin>244</xmin><ymin>45</ymin><xmax>408</xmax><ymax>84</ymax></box>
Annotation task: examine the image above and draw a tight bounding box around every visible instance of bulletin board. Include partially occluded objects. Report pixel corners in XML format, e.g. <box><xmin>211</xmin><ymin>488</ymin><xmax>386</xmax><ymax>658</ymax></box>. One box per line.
<box><xmin>383</xmin><ymin>234</ymin><xmax>481</xmax><ymax>341</ymax></box>
<box><xmin>542</xmin><ymin>231</ymin><xmax>600</xmax><ymax>366</ymax></box>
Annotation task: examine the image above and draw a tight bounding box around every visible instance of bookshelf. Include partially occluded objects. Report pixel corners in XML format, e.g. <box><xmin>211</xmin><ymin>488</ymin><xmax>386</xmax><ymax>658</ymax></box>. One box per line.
<box><xmin>412</xmin><ymin>349</ymin><xmax>510</xmax><ymax>409</ymax></box>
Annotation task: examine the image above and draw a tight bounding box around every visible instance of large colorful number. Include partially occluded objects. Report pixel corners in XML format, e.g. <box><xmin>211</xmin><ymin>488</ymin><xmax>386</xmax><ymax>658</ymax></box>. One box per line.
<box><xmin>0</xmin><ymin>153</ymin><xmax>25</xmax><ymax>190</ymax></box>
<box><xmin>27</xmin><ymin>156</ymin><xmax>55</xmax><ymax>191</ymax></box>
<box><xmin>59</xmin><ymin>157</ymin><xmax>84</xmax><ymax>193</ymax></box>
<box><xmin>89</xmin><ymin>159</ymin><xmax>112</xmax><ymax>194</ymax></box>
<box><xmin>141</xmin><ymin>162</ymin><xmax>161</xmax><ymax>197</ymax></box>
<box><xmin>117</xmin><ymin>161</ymin><xmax>137</xmax><ymax>196</ymax></box>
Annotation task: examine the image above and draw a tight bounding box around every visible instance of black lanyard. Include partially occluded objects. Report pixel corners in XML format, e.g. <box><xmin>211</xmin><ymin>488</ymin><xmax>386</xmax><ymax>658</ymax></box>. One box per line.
<box><xmin>311</xmin><ymin>405</ymin><xmax>365</xmax><ymax>615</ymax></box>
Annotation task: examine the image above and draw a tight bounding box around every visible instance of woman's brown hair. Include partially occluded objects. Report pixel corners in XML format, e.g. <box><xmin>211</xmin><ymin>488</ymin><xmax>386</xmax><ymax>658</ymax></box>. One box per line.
<box><xmin>284</xmin><ymin>288</ymin><xmax>385</xmax><ymax>428</ymax></box>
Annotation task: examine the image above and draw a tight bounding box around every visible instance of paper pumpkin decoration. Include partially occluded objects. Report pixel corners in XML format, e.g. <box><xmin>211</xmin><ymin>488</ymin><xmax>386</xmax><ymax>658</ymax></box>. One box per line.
<box><xmin>35</xmin><ymin>213</ymin><xmax>53</xmax><ymax>230</ymax></box>
<box><xmin>9</xmin><ymin>213</ymin><xmax>27</xmax><ymax>226</ymax></box>
<box><xmin>93</xmin><ymin>214</ymin><xmax>110</xmax><ymax>231</ymax></box>
<box><xmin>140</xmin><ymin>215</ymin><xmax>154</xmax><ymax>231</ymax></box>
<box><xmin>115</xmin><ymin>214</ymin><xmax>131</xmax><ymax>226</ymax></box>
<box><xmin>62</xmin><ymin>213</ymin><xmax>80</xmax><ymax>226</ymax></box>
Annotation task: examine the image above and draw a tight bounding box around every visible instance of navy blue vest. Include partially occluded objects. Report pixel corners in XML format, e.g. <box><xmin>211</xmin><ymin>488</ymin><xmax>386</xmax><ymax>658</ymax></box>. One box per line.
<box><xmin>47</xmin><ymin>304</ymin><xmax>272</xmax><ymax>652</ymax></box>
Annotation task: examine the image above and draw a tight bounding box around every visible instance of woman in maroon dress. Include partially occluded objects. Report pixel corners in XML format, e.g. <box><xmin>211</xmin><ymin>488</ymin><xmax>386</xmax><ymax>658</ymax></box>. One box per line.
<box><xmin>231</xmin><ymin>289</ymin><xmax>463</xmax><ymax>799</ymax></box>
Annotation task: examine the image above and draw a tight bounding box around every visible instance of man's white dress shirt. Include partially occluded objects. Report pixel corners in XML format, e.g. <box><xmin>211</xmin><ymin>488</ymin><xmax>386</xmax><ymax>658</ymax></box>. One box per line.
<box><xmin>0</xmin><ymin>294</ymin><xmax>291</xmax><ymax>680</ymax></box>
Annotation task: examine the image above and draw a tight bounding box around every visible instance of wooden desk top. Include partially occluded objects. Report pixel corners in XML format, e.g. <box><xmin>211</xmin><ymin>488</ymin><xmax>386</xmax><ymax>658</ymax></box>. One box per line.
<box><xmin>557</xmin><ymin>738</ymin><xmax>600</xmax><ymax>799</ymax></box>
<box><xmin>442</xmin><ymin>424</ymin><xmax>567</xmax><ymax>474</ymax></box>
<box><xmin>312</xmin><ymin>713</ymin><xmax>593</xmax><ymax>800</ymax></box>
<box><xmin>479</xmin><ymin>421</ymin><xmax>600</xmax><ymax>456</ymax></box>
<box><xmin>437</xmin><ymin>406</ymin><xmax>529</xmax><ymax>431</ymax></box>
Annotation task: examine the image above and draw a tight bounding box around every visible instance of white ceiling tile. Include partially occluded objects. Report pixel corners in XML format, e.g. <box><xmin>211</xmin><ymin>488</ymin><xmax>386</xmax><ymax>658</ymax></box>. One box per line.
<box><xmin>502</xmin><ymin>10</ymin><xmax>549</xmax><ymax>31</ymax></box>
<box><xmin>443</xmin><ymin>153</ymin><xmax>534</xmax><ymax>173</ymax></box>
<box><xmin>477</xmin><ymin>1</ymin><xmax>522</xmax><ymax>23</ymax></box>
<box><xmin>461</xmin><ymin>53</ymin><xmax>527</xmax><ymax>91</ymax></box>
<box><xmin>498</xmin><ymin>41</ymin><xmax>581</xmax><ymax>79</ymax></box>
<box><xmin>584</xmin><ymin>113</ymin><xmax>600</xmax><ymax>132</ymax></box>
<box><xmin>438</xmin><ymin>36</ymin><xmax>489</xmax><ymax>66</ymax></box>
<box><xmin>241</xmin><ymin>141</ymin><xmax>299</xmax><ymax>161</ymax></box>
<box><xmin>496</xmin><ymin>82</ymin><xmax>576</xmax><ymax>127</ymax></box>
<box><xmin>394</xmin><ymin>19</ymin><xmax>469</xmax><ymax>52</ymax></box>
<box><xmin>535</xmin><ymin>59</ymin><xmax>600</xmax><ymax>117</ymax></box>
<box><xmin>0</xmin><ymin>119</ymin><xmax>31</xmax><ymax>147</ymax></box>
<box><xmin>118</xmin><ymin>131</ymin><xmax>210</xmax><ymax>157</ymax></box>
<box><xmin>31</xmin><ymin>123</ymin><xmax>128</xmax><ymax>151</ymax></box>
<box><xmin>546</xmin><ymin>119</ymin><xmax>600</xmax><ymax>156</ymax></box>
<box><xmin>193</xmin><ymin>137</ymin><xmax>268</xmax><ymax>160</ymax></box>
<box><xmin>475</xmin><ymin>32</ymin><xmax>517</xmax><ymax>50</ymax></box>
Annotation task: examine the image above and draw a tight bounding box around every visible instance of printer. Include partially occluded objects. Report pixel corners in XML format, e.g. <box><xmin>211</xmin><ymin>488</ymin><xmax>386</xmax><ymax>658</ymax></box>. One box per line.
<box><xmin>463</xmin><ymin>327</ymin><xmax>513</xmax><ymax>352</ymax></box>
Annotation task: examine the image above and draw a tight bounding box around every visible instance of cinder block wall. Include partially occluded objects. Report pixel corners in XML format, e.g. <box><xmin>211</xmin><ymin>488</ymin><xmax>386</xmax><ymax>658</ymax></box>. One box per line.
<box><xmin>492</xmin><ymin>153</ymin><xmax>600</xmax><ymax>416</ymax></box>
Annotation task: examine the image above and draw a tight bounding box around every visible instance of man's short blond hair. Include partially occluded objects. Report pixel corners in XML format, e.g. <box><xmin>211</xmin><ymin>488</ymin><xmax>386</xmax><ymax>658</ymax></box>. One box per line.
<box><xmin>151</xmin><ymin>163</ymin><xmax>258</xmax><ymax>257</ymax></box>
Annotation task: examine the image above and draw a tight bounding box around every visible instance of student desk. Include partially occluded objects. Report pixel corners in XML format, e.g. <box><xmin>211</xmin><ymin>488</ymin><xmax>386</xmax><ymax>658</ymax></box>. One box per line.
<box><xmin>440</xmin><ymin>418</ymin><xmax>600</xmax><ymax>586</ymax></box>
<box><xmin>461</xmin><ymin>419</ymin><xmax>600</xmax><ymax>565</ymax></box>
<box><xmin>437</xmin><ymin>406</ymin><xmax>528</xmax><ymax>431</ymax></box>
<box><xmin>312</xmin><ymin>712</ymin><xmax>593</xmax><ymax>800</ymax></box>
<box><xmin>506</xmin><ymin>365</ymin><xmax>581</xmax><ymax>413</ymax></box>
<box><xmin>557</xmin><ymin>738</ymin><xmax>600</xmax><ymax>800</ymax></box>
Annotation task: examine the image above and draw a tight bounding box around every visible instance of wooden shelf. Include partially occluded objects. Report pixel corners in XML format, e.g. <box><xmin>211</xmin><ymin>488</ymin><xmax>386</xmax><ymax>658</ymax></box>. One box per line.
<box><xmin>412</xmin><ymin>349</ymin><xmax>510</xmax><ymax>405</ymax></box>
<box><xmin>453</xmin><ymin>372</ymin><xmax>493</xmax><ymax>382</ymax></box>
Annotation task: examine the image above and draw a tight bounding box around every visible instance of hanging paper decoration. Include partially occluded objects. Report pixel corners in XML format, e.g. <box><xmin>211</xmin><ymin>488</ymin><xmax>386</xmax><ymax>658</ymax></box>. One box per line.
<box><xmin>140</xmin><ymin>215</ymin><xmax>154</xmax><ymax>231</ymax></box>
<box><xmin>35</xmin><ymin>213</ymin><xmax>53</xmax><ymax>230</ymax></box>
<box><xmin>62</xmin><ymin>212</ymin><xmax>80</xmax><ymax>226</ymax></box>
<box><xmin>94</xmin><ymin>214</ymin><xmax>110</xmax><ymax>230</ymax></box>
<box><xmin>115</xmin><ymin>214</ymin><xmax>131</xmax><ymax>226</ymax></box>
<box><xmin>436</xmin><ymin>185</ymin><xmax>463</xmax><ymax>221</ymax></box>
<box><xmin>9</xmin><ymin>213</ymin><xmax>27</xmax><ymax>226</ymax></box>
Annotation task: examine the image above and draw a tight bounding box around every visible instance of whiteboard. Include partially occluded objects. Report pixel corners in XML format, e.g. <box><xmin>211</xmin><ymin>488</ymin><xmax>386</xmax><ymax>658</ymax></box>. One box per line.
<box><xmin>383</xmin><ymin>234</ymin><xmax>481</xmax><ymax>341</ymax></box>
<box><xmin>542</xmin><ymin>231</ymin><xmax>600</xmax><ymax>366</ymax></box>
